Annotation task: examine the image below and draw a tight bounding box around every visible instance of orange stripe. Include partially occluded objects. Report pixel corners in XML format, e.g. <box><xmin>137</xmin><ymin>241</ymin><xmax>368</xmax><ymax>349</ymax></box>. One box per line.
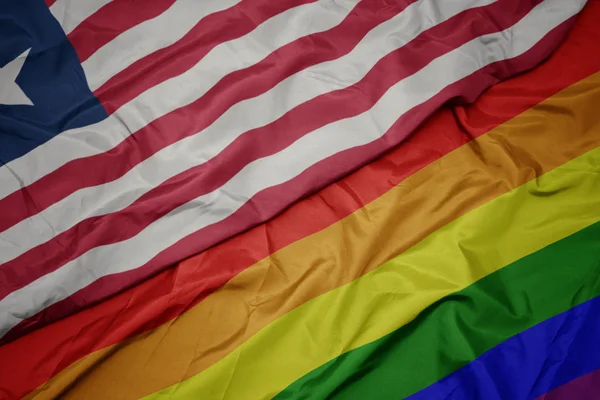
<box><xmin>26</xmin><ymin>68</ymin><xmax>600</xmax><ymax>400</ymax></box>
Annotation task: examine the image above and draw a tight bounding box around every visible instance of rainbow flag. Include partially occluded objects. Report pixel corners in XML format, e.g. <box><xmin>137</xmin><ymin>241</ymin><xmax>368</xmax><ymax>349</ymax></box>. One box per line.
<box><xmin>1</xmin><ymin>0</ymin><xmax>600</xmax><ymax>399</ymax></box>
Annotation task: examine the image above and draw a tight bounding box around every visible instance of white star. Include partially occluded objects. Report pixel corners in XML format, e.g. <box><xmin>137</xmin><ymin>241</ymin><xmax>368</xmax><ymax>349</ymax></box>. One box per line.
<box><xmin>0</xmin><ymin>48</ymin><xmax>33</xmax><ymax>106</ymax></box>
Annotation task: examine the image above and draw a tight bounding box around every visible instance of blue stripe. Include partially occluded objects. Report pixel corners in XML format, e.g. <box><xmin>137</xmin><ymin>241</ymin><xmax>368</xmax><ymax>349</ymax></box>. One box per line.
<box><xmin>406</xmin><ymin>296</ymin><xmax>600</xmax><ymax>400</ymax></box>
<box><xmin>0</xmin><ymin>0</ymin><xmax>107</xmax><ymax>164</ymax></box>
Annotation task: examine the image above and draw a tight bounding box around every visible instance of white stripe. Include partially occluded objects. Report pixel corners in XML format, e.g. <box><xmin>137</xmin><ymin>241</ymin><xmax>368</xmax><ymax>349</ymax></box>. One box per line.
<box><xmin>83</xmin><ymin>0</ymin><xmax>241</xmax><ymax>91</ymax></box>
<box><xmin>0</xmin><ymin>0</ymin><xmax>359</xmax><ymax>203</ymax></box>
<box><xmin>49</xmin><ymin>0</ymin><xmax>112</xmax><ymax>35</ymax></box>
<box><xmin>0</xmin><ymin>0</ymin><xmax>585</xmax><ymax>338</ymax></box>
<box><xmin>0</xmin><ymin>0</ymin><xmax>492</xmax><ymax>265</ymax></box>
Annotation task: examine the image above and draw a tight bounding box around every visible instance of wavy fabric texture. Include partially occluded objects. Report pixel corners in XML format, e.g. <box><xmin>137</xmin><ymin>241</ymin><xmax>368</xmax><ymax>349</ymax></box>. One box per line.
<box><xmin>144</xmin><ymin>142</ymin><xmax>600</xmax><ymax>400</ymax></box>
<box><xmin>19</xmin><ymin>66</ymin><xmax>600</xmax><ymax>400</ymax></box>
<box><xmin>0</xmin><ymin>0</ymin><xmax>499</xmax><ymax>288</ymax></box>
<box><xmin>538</xmin><ymin>369</ymin><xmax>600</xmax><ymax>400</ymax></box>
<box><xmin>0</xmin><ymin>1</ymin><xmax>599</xmax><ymax>399</ymax></box>
<box><xmin>0</xmin><ymin>0</ymin><xmax>589</xmax><ymax>341</ymax></box>
<box><xmin>8</xmin><ymin>5</ymin><xmax>582</xmax><ymax>343</ymax></box>
<box><xmin>278</xmin><ymin>221</ymin><xmax>600</xmax><ymax>399</ymax></box>
<box><xmin>408</xmin><ymin>296</ymin><xmax>600</xmax><ymax>400</ymax></box>
<box><xmin>2</xmin><ymin>7</ymin><xmax>599</xmax><ymax>396</ymax></box>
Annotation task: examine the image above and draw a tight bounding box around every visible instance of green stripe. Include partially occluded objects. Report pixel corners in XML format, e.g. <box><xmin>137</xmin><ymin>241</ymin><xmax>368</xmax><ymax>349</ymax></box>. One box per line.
<box><xmin>276</xmin><ymin>220</ymin><xmax>600</xmax><ymax>399</ymax></box>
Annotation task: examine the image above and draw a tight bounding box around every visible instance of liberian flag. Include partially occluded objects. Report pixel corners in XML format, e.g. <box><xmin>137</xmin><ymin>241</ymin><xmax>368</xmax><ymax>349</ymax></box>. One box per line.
<box><xmin>1</xmin><ymin>0</ymin><xmax>599</xmax><ymax>398</ymax></box>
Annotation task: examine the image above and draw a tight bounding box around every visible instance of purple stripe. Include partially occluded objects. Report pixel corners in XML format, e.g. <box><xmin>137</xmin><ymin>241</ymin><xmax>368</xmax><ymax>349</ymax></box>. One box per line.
<box><xmin>537</xmin><ymin>368</ymin><xmax>600</xmax><ymax>400</ymax></box>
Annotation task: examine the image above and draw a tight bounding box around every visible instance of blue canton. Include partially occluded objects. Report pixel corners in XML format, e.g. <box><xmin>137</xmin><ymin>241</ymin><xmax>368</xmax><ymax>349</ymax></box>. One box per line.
<box><xmin>0</xmin><ymin>0</ymin><xmax>107</xmax><ymax>165</ymax></box>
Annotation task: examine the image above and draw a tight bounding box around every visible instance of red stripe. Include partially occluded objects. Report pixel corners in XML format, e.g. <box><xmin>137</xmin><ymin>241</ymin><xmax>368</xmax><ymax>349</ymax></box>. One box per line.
<box><xmin>1</xmin><ymin>4</ymin><xmax>598</xmax><ymax>396</ymax></box>
<box><xmin>537</xmin><ymin>369</ymin><xmax>600</xmax><ymax>400</ymax></box>
<box><xmin>0</xmin><ymin>0</ymin><xmax>538</xmax><ymax>302</ymax></box>
<box><xmin>68</xmin><ymin>0</ymin><xmax>176</xmax><ymax>63</ymax></box>
<box><xmin>44</xmin><ymin>0</ymin><xmax>57</xmax><ymax>7</ymax></box>
<box><xmin>95</xmin><ymin>0</ymin><xmax>318</xmax><ymax>114</ymax></box>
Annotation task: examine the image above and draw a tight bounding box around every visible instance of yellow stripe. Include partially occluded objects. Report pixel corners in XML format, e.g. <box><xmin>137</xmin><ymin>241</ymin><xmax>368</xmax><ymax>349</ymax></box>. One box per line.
<box><xmin>147</xmin><ymin>146</ymin><xmax>600</xmax><ymax>399</ymax></box>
